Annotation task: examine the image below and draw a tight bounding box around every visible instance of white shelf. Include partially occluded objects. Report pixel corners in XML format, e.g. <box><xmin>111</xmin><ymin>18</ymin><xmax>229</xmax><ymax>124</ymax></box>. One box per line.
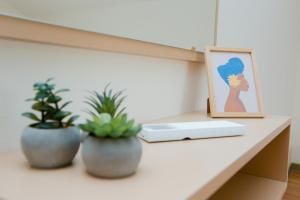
<box><xmin>0</xmin><ymin>15</ymin><xmax>204</xmax><ymax>62</ymax></box>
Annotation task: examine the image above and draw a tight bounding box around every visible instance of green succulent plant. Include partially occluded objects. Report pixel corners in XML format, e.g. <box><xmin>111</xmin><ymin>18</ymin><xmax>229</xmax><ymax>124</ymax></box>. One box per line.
<box><xmin>80</xmin><ymin>85</ymin><xmax>142</xmax><ymax>138</ymax></box>
<box><xmin>85</xmin><ymin>84</ymin><xmax>126</xmax><ymax>118</ymax></box>
<box><xmin>80</xmin><ymin>113</ymin><xmax>142</xmax><ymax>138</ymax></box>
<box><xmin>22</xmin><ymin>78</ymin><xmax>79</xmax><ymax>129</ymax></box>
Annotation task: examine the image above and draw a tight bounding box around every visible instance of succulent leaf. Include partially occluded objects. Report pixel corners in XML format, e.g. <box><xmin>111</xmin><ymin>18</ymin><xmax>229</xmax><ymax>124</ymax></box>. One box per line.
<box><xmin>80</xmin><ymin>113</ymin><xmax>141</xmax><ymax>138</ymax></box>
<box><xmin>85</xmin><ymin>86</ymin><xmax>126</xmax><ymax>118</ymax></box>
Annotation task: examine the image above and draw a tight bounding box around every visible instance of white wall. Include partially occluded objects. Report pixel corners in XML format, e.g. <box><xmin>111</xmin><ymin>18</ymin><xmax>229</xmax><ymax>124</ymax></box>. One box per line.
<box><xmin>4</xmin><ymin>0</ymin><xmax>216</xmax><ymax>50</ymax></box>
<box><xmin>291</xmin><ymin>59</ymin><xmax>300</xmax><ymax>163</ymax></box>
<box><xmin>217</xmin><ymin>0</ymin><xmax>300</xmax><ymax>162</ymax></box>
<box><xmin>290</xmin><ymin>0</ymin><xmax>300</xmax><ymax>165</ymax></box>
<box><xmin>217</xmin><ymin>0</ymin><xmax>300</xmax><ymax>115</ymax></box>
<box><xmin>0</xmin><ymin>39</ymin><xmax>207</xmax><ymax>151</ymax></box>
<box><xmin>0</xmin><ymin>0</ymin><xmax>24</xmax><ymax>16</ymax></box>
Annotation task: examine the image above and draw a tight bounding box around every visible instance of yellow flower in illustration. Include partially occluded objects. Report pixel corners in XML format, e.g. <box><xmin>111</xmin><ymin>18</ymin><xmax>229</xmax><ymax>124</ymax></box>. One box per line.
<box><xmin>228</xmin><ymin>75</ymin><xmax>241</xmax><ymax>87</ymax></box>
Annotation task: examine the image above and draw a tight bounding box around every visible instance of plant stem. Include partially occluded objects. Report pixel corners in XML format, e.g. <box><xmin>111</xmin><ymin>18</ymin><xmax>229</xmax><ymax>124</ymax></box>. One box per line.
<box><xmin>41</xmin><ymin>100</ymin><xmax>45</xmax><ymax>123</ymax></box>
<box><xmin>55</xmin><ymin>101</ymin><xmax>63</xmax><ymax>127</ymax></box>
<box><xmin>49</xmin><ymin>91</ymin><xmax>63</xmax><ymax>127</ymax></box>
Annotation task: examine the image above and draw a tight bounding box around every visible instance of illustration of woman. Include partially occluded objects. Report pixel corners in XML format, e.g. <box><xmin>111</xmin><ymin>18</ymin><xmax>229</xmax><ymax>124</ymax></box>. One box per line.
<box><xmin>217</xmin><ymin>57</ymin><xmax>249</xmax><ymax>112</ymax></box>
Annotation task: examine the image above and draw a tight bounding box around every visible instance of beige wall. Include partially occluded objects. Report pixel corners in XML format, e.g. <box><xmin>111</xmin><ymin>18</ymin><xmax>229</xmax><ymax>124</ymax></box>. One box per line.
<box><xmin>0</xmin><ymin>0</ymin><xmax>23</xmax><ymax>16</ymax></box>
<box><xmin>217</xmin><ymin>0</ymin><xmax>300</xmax><ymax>162</ymax></box>
<box><xmin>291</xmin><ymin>61</ymin><xmax>300</xmax><ymax>163</ymax></box>
<box><xmin>0</xmin><ymin>38</ymin><xmax>207</xmax><ymax>151</ymax></box>
<box><xmin>217</xmin><ymin>0</ymin><xmax>299</xmax><ymax>114</ymax></box>
<box><xmin>290</xmin><ymin>0</ymin><xmax>300</xmax><ymax>165</ymax></box>
<box><xmin>4</xmin><ymin>0</ymin><xmax>216</xmax><ymax>51</ymax></box>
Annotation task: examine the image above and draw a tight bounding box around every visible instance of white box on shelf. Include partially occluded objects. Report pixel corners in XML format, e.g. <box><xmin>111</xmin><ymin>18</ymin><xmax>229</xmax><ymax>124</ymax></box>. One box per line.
<box><xmin>138</xmin><ymin>121</ymin><xmax>247</xmax><ymax>142</ymax></box>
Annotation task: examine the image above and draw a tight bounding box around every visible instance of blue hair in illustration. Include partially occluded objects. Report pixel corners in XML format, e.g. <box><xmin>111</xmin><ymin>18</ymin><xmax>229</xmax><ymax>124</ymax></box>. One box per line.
<box><xmin>217</xmin><ymin>57</ymin><xmax>245</xmax><ymax>85</ymax></box>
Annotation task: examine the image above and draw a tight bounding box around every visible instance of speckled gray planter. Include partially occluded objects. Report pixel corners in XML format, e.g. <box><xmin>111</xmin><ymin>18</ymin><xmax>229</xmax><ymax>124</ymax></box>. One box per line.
<box><xmin>21</xmin><ymin>126</ymin><xmax>80</xmax><ymax>169</ymax></box>
<box><xmin>82</xmin><ymin>136</ymin><xmax>142</xmax><ymax>178</ymax></box>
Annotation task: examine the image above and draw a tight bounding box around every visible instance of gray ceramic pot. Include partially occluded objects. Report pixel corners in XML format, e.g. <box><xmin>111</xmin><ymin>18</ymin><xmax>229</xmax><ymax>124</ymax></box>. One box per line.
<box><xmin>21</xmin><ymin>126</ymin><xmax>81</xmax><ymax>169</ymax></box>
<box><xmin>82</xmin><ymin>136</ymin><xmax>142</xmax><ymax>178</ymax></box>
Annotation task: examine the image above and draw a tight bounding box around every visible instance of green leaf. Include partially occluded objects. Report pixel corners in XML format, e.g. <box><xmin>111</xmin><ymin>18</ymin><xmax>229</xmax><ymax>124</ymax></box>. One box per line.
<box><xmin>115</xmin><ymin>107</ymin><xmax>126</xmax><ymax>118</ymax></box>
<box><xmin>93</xmin><ymin>91</ymin><xmax>104</xmax><ymax>105</ymax></box>
<box><xmin>53</xmin><ymin>111</ymin><xmax>72</xmax><ymax>120</ymax></box>
<box><xmin>112</xmin><ymin>90</ymin><xmax>125</xmax><ymax>101</ymax></box>
<box><xmin>125</xmin><ymin>119</ymin><xmax>135</xmax><ymax>130</ymax></box>
<box><xmin>60</xmin><ymin>101</ymin><xmax>72</xmax><ymax>110</ymax></box>
<box><xmin>32</xmin><ymin>102</ymin><xmax>54</xmax><ymax>112</ymax></box>
<box><xmin>123</xmin><ymin>124</ymin><xmax>142</xmax><ymax>137</ymax></box>
<box><xmin>44</xmin><ymin>112</ymin><xmax>55</xmax><ymax>121</ymax></box>
<box><xmin>107</xmin><ymin>89</ymin><xmax>112</xmax><ymax>98</ymax></box>
<box><xmin>46</xmin><ymin>77</ymin><xmax>54</xmax><ymax>83</ymax></box>
<box><xmin>47</xmin><ymin>95</ymin><xmax>62</xmax><ymax>103</ymax></box>
<box><xmin>79</xmin><ymin>123</ymin><xmax>94</xmax><ymax>133</ymax></box>
<box><xmin>84</xmin><ymin>99</ymin><xmax>100</xmax><ymax>114</ymax></box>
<box><xmin>66</xmin><ymin>115</ymin><xmax>79</xmax><ymax>126</ymax></box>
<box><xmin>99</xmin><ymin>113</ymin><xmax>112</xmax><ymax>124</ymax></box>
<box><xmin>22</xmin><ymin>112</ymin><xmax>40</xmax><ymax>121</ymax></box>
<box><xmin>94</xmin><ymin>124</ymin><xmax>112</xmax><ymax>137</ymax></box>
<box><xmin>33</xmin><ymin>82</ymin><xmax>44</xmax><ymax>89</ymax></box>
<box><xmin>109</xmin><ymin>131</ymin><xmax>123</xmax><ymax>138</ymax></box>
<box><xmin>55</xmin><ymin>88</ymin><xmax>70</xmax><ymax>94</ymax></box>
<box><xmin>35</xmin><ymin>91</ymin><xmax>49</xmax><ymax>100</ymax></box>
<box><xmin>46</xmin><ymin>84</ymin><xmax>55</xmax><ymax>90</ymax></box>
<box><xmin>115</xmin><ymin>96</ymin><xmax>126</xmax><ymax>112</ymax></box>
<box><xmin>85</xmin><ymin>109</ymin><xmax>97</xmax><ymax>117</ymax></box>
<box><xmin>34</xmin><ymin>83</ymin><xmax>49</xmax><ymax>91</ymax></box>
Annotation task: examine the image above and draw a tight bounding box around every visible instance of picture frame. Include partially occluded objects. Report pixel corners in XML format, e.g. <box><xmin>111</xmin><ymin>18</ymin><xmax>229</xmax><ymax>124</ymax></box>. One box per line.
<box><xmin>205</xmin><ymin>47</ymin><xmax>265</xmax><ymax>118</ymax></box>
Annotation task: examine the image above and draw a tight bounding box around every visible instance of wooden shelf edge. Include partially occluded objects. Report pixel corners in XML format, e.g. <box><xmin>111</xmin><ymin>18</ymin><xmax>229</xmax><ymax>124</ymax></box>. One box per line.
<box><xmin>209</xmin><ymin>173</ymin><xmax>287</xmax><ymax>200</ymax></box>
<box><xmin>0</xmin><ymin>14</ymin><xmax>204</xmax><ymax>62</ymax></box>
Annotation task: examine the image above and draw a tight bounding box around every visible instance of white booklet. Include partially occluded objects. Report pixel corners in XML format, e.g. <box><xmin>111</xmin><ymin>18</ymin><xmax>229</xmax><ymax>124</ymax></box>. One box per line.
<box><xmin>138</xmin><ymin>121</ymin><xmax>247</xmax><ymax>142</ymax></box>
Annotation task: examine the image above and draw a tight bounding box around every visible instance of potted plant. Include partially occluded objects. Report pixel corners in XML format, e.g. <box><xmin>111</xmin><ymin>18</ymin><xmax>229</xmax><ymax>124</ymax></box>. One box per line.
<box><xmin>80</xmin><ymin>86</ymin><xmax>142</xmax><ymax>178</ymax></box>
<box><xmin>21</xmin><ymin>78</ymin><xmax>80</xmax><ymax>169</ymax></box>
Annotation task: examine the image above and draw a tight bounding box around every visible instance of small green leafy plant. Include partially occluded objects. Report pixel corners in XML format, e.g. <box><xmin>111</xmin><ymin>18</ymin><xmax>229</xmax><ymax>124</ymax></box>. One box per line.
<box><xmin>80</xmin><ymin>85</ymin><xmax>142</xmax><ymax>138</ymax></box>
<box><xmin>22</xmin><ymin>78</ymin><xmax>79</xmax><ymax>129</ymax></box>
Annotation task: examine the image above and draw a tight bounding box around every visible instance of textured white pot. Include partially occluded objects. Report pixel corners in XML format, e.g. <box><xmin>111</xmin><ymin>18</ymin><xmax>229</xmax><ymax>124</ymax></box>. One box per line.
<box><xmin>82</xmin><ymin>136</ymin><xmax>142</xmax><ymax>178</ymax></box>
<box><xmin>21</xmin><ymin>126</ymin><xmax>81</xmax><ymax>169</ymax></box>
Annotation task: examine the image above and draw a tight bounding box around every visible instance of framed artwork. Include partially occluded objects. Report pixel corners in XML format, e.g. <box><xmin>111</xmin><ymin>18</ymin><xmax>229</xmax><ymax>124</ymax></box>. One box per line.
<box><xmin>205</xmin><ymin>47</ymin><xmax>264</xmax><ymax>118</ymax></box>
